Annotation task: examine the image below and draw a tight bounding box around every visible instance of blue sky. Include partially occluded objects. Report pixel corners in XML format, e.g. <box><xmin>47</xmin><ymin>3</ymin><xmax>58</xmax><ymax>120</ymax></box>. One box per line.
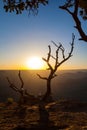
<box><xmin>0</xmin><ymin>0</ymin><xmax>87</xmax><ymax>70</ymax></box>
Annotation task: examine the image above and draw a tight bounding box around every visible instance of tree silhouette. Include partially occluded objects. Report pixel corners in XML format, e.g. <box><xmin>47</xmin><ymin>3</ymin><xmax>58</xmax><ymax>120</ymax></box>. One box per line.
<box><xmin>37</xmin><ymin>34</ymin><xmax>75</xmax><ymax>101</ymax></box>
<box><xmin>59</xmin><ymin>0</ymin><xmax>87</xmax><ymax>42</ymax></box>
<box><xmin>7</xmin><ymin>70</ymin><xmax>37</xmax><ymax>104</ymax></box>
<box><xmin>3</xmin><ymin>0</ymin><xmax>48</xmax><ymax>14</ymax></box>
<box><xmin>2</xmin><ymin>0</ymin><xmax>87</xmax><ymax>43</ymax></box>
<box><xmin>3</xmin><ymin>0</ymin><xmax>87</xmax><ymax>17</ymax></box>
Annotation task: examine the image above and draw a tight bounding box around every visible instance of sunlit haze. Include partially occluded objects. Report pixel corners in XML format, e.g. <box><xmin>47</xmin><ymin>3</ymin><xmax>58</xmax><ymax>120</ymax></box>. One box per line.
<box><xmin>26</xmin><ymin>56</ymin><xmax>45</xmax><ymax>70</ymax></box>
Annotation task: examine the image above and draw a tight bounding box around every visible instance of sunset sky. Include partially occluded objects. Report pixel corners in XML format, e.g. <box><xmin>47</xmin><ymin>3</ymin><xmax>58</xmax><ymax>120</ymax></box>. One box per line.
<box><xmin>0</xmin><ymin>0</ymin><xmax>87</xmax><ymax>70</ymax></box>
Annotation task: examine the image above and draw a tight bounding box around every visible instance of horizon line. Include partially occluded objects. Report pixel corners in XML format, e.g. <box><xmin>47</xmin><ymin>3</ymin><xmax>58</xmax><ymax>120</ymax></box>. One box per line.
<box><xmin>0</xmin><ymin>69</ymin><xmax>87</xmax><ymax>71</ymax></box>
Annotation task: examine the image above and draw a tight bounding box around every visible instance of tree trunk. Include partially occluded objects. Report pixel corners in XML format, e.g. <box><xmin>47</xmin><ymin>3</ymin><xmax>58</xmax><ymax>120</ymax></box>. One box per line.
<box><xmin>42</xmin><ymin>79</ymin><xmax>52</xmax><ymax>101</ymax></box>
<box><xmin>47</xmin><ymin>79</ymin><xmax>51</xmax><ymax>96</ymax></box>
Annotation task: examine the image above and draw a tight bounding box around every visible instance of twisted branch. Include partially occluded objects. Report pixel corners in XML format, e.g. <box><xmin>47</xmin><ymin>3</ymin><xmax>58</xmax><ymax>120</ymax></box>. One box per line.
<box><xmin>6</xmin><ymin>77</ymin><xmax>19</xmax><ymax>92</ymax></box>
<box><xmin>6</xmin><ymin>71</ymin><xmax>25</xmax><ymax>95</ymax></box>
<box><xmin>18</xmin><ymin>70</ymin><xmax>24</xmax><ymax>89</ymax></box>
<box><xmin>37</xmin><ymin>74</ymin><xmax>47</xmax><ymax>80</ymax></box>
<box><xmin>38</xmin><ymin>33</ymin><xmax>75</xmax><ymax>81</ymax></box>
<box><xmin>57</xmin><ymin>33</ymin><xmax>75</xmax><ymax>68</ymax></box>
<box><xmin>59</xmin><ymin>0</ymin><xmax>87</xmax><ymax>42</ymax></box>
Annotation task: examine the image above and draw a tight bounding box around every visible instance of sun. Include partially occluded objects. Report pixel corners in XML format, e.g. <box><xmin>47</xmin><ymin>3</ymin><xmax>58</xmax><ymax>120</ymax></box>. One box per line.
<box><xmin>26</xmin><ymin>56</ymin><xmax>44</xmax><ymax>70</ymax></box>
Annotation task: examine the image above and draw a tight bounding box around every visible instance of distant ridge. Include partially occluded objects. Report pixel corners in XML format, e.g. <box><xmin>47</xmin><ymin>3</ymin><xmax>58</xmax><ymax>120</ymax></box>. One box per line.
<box><xmin>0</xmin><ymin>70</ymin><xmax>87</xmax><ymax>102</ymax></box>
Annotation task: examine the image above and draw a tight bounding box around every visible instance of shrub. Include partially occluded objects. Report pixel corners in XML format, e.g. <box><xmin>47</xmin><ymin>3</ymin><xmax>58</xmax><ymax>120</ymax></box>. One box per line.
<box><xmin>7</xmin><ymin>97</ymin><xmax>14</xmax><ymax>105</ymax></box>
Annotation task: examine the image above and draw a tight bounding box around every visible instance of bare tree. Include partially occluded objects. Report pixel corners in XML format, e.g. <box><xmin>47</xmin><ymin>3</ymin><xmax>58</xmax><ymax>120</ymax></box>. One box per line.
<box><xmin>37</xmin><ymin>34</ymin><xmax>75</xmax><ymax>101</ymax></box>
<box><xmin>59</xmin><ymin>0</ymin><xmax>87</xmax><ymax>42</ymax></box>
<box><xmin>7</xmin><ymin>70</ymin><xmax>37</xmax><ymax>104</ymax></box>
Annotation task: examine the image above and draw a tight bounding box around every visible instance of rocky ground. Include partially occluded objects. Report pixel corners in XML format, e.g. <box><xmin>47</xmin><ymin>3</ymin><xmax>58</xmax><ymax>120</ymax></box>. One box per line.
<box><xmin>0</xmin><ymin>99</ymin><xmax>87</xmax><ymax>130</ymax></box>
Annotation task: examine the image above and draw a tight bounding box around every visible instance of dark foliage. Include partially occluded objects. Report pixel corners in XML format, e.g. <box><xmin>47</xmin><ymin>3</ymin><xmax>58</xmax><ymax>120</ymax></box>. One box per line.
<box><xmin>60</xmin><ymin>0</ymin><xmax>87</xmax><ymax>42</ymax></box>
<box><xmin>3</xmin><ymin>0</ymin><xmax>48</xmax><ymax>14</ymax></box>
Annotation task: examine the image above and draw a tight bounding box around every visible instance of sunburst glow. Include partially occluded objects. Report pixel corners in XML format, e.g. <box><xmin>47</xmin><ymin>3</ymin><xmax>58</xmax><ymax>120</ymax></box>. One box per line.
<box><xmin>26</xmin><ymin>56</ymin><xmax>44</xmax><ymax>70</ymax></box>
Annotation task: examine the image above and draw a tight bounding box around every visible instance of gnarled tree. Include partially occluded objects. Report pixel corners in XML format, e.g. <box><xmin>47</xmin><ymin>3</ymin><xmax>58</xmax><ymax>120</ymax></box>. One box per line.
<box><xmin>37</xmin><ymin>34</ymin><xmax>75</xmax><ymax>101</ymax></box>
<box><xmin>7</xmin><ymin>70</ymin><xmax>37</xmax><ymax>104</ymax></box>
<box><xmin>59</xmin><ymin>0</ymin><xmax>87</xmax><ymax>42</ymax></box>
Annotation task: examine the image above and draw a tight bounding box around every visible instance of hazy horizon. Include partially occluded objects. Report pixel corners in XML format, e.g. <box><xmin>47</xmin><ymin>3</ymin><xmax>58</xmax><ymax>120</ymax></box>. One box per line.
<box><xmin>0</xmin><ymin>69</ymin><xmax>87</xmax><ymax>102</ymax></box>
<box><xmin>0</xmin><ymin>68</ymin><xmax>87</xmax><ymax>71</ymax></box>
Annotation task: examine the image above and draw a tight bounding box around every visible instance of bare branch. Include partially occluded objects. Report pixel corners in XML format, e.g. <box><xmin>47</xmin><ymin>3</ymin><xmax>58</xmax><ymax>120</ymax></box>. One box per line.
<box><xmin>18</xmin><ymin>70</ymin><xmax>24</xmax><ymax>89</ymax></box>
<box><xmin>37</xmin><ymin>74</ymin><xmax>47</xmax><ymax>80</ymax></box>
<box><xmin>6</xmin><ymin>71</ymin><xmax>36</xmax><ymax>104</ymax></box>
<box><xmin>74</xmin><ymin>0</ymin><xmax>79</xmax><ymax>15</ymax></box>
<box><xmin>59</xmin><ymin>0</ymin><xmax>87</xmax><ymax>42</ymax></box>
<box><xmin>47</xmin><ymin>45</ymin><xmax>51</xmax><ymax>62</ymax></box>
<box><xmin>50</xmin><ymin>55</ymin><xmax>56</xmax><ymax>60</ymax></box>
<box><xmin>42</xmin><ymin>57</ymin><xmax>47</xmax><ymax>62</ymax></box>
<box><xmin>60</xmin><ymin>45</ymin><xmax>65</xmax><ymax>60</ymax></box>
<box><xmin>69</xmin><ymin>33</ymin><xmax>75</xmax><ymax>55</ymax></box>
<box><xmin>42</xmin><ymin>57</ymin><xmax>53</xmax><ymax>70</ymax></box>
<box><xmin>51</xmin><ymin>41</ymin><xmax>59</xmax><ymax>48</ymax></box>
<box><xmin>55</xmin><ymin>48</ymin><xmax>59</xmax><ymax>67</ymax></box>
<box><xmin>6</xmin><ymin>71</ymin><xmax>25</xmax><ymax>95</ymax></box>
<box><xmin>57</xmin><ymin>33</ymin><xmax>75</xmax><ymax>67</ymax></box>
<box><xmin>51</xmin><ymin>41</ymin><xmax>62</xmax><ymax>67</ymax></box>
<box><xmin>59</xmin><ymin>4</ymin><xmax>73</xmax><ymax>15</ymax></box>
<box><xmin>72</xmin><ymin>12</ymin><xmax>87</xmax><ymax>42</ymax></box>
<box><xmin>37</xmin><ymin>35</ymin><xmax>75</xmax><ymax>101</ymax></box>
<box><xmin>42</xmin><ymin>46</ymin><xmax>53</xmax><ymax>71</ymax></box>
<box><xmin>6</xmin><ymin>77</ymin><xmax>19</xmax><ymax>92</ymax></box>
